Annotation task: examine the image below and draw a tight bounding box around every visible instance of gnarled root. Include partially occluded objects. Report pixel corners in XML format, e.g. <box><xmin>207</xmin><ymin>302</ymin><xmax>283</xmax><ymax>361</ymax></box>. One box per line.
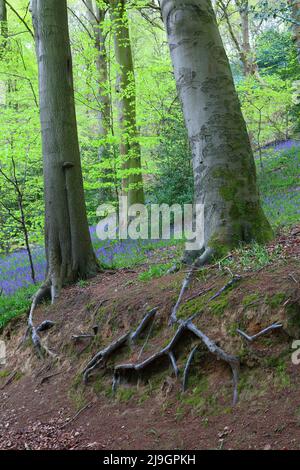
<box><xmin>169</xmin><ymin>247</ymin><xmax>215</xmax><ymax>325</ymax></box>
<box><xmin>83</xmin><ymin>332</ymin><xmax>130</xmax><ymax>384</ymax></box>
<box><xmin>237</xmin><ymin>322</ymin><xmax>283</xmax><ymax>342</ymax></box>
<box><xmin>84</xmin><ymin>275</ymin><xmax>241</xmax><ymax>406</ymax></box>
<box><xmin>182</xmin><ymin>346</ymin><xmax>198</xmax><ymax>392</ymax></box>
<box><xmin>83</xmin><ymin>308</ymin><xmax>159</xmax><ymax>383</ymax></box>
<box><xmin>130</xmin><ymin>307</ymin><xmax>158</xmax><ymax>343</ymax></box>
<box><xmin>27</xmin><ymin>285</ymin><xmax>56</xmax><ymax>358</ymax></box>
<box><xmin>114</xmin><ymin>317</ymin><xmax>240</xmax><ymax>405</ymax></box>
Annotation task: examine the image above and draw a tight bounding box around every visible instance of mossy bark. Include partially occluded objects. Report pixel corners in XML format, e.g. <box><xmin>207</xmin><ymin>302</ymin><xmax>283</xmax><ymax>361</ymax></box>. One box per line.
<box><xmin>161</xmin><ymin>0</ymin><xmax>272</xmax><ymax>260</ymax></box>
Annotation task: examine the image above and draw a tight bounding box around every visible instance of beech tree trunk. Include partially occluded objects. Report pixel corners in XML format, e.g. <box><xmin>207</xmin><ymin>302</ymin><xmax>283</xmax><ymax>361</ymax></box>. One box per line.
<box><xmin>161</xmin><ymin>0</ymin><xmax>272</xmax><ymax>259</ymax></box>
<box><xmin>110</xmin><ymin>0</ymin><xmax>145</xmax><ymax>206</ymax></box>
<box><xmin>31</xmin><ymin>0</ymin><xmax>98</xmax><ymax>299</ymax></box>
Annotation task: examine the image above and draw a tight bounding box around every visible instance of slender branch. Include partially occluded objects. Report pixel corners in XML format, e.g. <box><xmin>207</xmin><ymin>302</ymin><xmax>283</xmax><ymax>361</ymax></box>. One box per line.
<box><xmin>4</xmin><ymin>1</ymin><xmax>34</xmax><ymax>38</ymax></box>
<box><xmin>67</xmin><ymin>6</ymin><xmax>93</xmax><ymax>40</ymax></box>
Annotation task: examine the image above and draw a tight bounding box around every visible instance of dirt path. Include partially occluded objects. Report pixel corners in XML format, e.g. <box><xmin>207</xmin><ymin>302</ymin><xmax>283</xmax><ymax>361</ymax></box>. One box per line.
<box><xmin>1</xmin><ymin>226</ymin><xmax>300</xmax><ymax>450</ymax></box>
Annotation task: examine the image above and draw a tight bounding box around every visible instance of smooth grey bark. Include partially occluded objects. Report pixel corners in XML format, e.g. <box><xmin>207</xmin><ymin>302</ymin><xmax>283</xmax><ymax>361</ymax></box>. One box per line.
<box><xmin>31</xmin><ymin>0</ymin><xmax>99</xmax><ymax>299</ymax></box>
<box><xmin>110</xmin><ymin>0</ymin><xmax>145</xmax><ymax>206</ymax></box>
<box><xmin>161</xmin><ymin>0</ymin><xmax>272</xmax><ymax>259</ymax></box>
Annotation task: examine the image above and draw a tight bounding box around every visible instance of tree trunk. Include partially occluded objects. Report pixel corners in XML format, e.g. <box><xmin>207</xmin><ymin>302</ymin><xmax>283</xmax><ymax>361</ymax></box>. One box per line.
<box><xmin>218</xmin><ymin>0</ymin><xmax>257</xmax><ymax>77</ymax></box>
<box><xmin>290</xmin><ymin>0</ymin><xmax>300</xmax><ymax>64</ymax></box>
<box><xmin>236</xmin><ymin>0</ymin><xmax>258</xmax><ymax>76</ymax></box>
<box><xmin>110</xmin><ymin>0</ymin><xmax>145</xmax><ymax>206</ymax></box>
<box><xmin>0</xmin><ymin>0</ymin><xmax>7</xmax><ymax>52</ymax></box>
<box><xmin>85</xmin><ymin>0</ymin><xmax>111</xmax><ymax>159</ymax></box>
<box><xmin>31</xmin><ymin>0</ymin><xmax>99</xmax><ymax>299</ymax></box>
<box><xmin>85</xmin><ymin>0</ymin><xmax>114</xmax><ymax>202</ymax></box>
<box><xmin>161</xmin><ymin>0</ymin><xmax>272</xmax><ymax>260</ymax></box>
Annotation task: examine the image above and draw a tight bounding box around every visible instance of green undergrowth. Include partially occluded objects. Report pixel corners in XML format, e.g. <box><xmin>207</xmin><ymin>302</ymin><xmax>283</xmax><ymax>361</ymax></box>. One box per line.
<box><xmin>138</xmin><ymin>262</ymin><xmax>173</xmax><ymax>281</ymax></box>
<box><xmin>177</xmin><ymin>280</ymin><xmax>234</xmax><ymax>320</ymax></box>
<box><xmin>258</xmin><ymin>147</ymin><xmax>300</xmax><ymax>228</ymax></box>
<box><xmin>219</xmin><ymin>241</ymin><xmax>282</xmax><ymax>272</ymax></box>
<box><xmin>0</xmin><ymin>284</ymin><xmax>38</xmax><ymax>331</ymax></box>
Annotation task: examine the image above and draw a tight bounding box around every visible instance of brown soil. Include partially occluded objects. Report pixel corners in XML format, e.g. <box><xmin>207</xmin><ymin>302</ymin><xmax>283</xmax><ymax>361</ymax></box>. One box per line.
<box><xmin>1</xmin><ymin>226</ymin><xmax>300</xmax><ymax>450</ymax></box>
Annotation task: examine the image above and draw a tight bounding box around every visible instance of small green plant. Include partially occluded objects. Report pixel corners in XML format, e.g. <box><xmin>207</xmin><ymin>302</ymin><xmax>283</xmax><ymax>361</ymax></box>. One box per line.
<box><xmin>138</xmin><ymin>263</ymin><xmax>173</xmax><ymax>282</ymax></box>
<box><xmin>116</xmin><ymin>387</ymin><xmax>135</xmax><ymax>402</ymax></box>
<box><xmin>0</xmin><ymin>369</ymin><xmax>10</xmax><ymax>378</ymax></box>
<box><xmin>227</xmin><ymin>322</ymin><xmax>239</xmax><ymax>337</ymax></box>
<box><xmin>210</xmin><ymin>296</ymin><xmax>229</xmax><ymax>317</ymax></box>
<box><xmin>267</xmin><ymin>292</ymin><xmax>286</xmax><ymax>309</ymax></box>
<box><xmin>242</xmin><ymin>293</ymin><xmax>260</xmax><ymax>308</ymax></box>
<box><xmin>275</xmin><ymin>359</ymin><xmax>290</xmax><ymax>389</ymax></box>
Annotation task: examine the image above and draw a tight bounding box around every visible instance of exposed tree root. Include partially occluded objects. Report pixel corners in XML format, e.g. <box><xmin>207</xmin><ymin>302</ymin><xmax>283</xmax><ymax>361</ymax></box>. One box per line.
<box><xmin>182</xmin><ymin>346</ymin><xmax>198</xmax><ymax>392</ymax></box>
<box><xmin>184</xmin><ymin>320</ymin><xmax>239</xmax><ymax>405</ymax></box>
<box><xmin>130</xmin><ymin>307</ymin><xmax>158</xmax><ymax>344</ymax></box>
<box><xmin>36</xmin><ymin>320</ymin><xmax>55</xmax><ymax>333</ymax></box>
<box><xmin>27</xmin><ymin>285</ymin><xmax>56</xmax><ymax>358</ymax></box>
<box><xmin>72</xmin><ymin>334</ymin><xmax>95</xmax><ymax>341</ymax></box>
<box><xmin>83</xmin><ymin>308</ymin><xmax>160</xmax><ymax>383</ymax></box>
<box><xmin>83</xmin><ymin>332</ymin><xmax>130</xmax><ymax>384</ymax></box>
<box><xmin>237</xmin><ymin>322</ymin><xmax>283</xmax><ymax>342</ymax></box>
<box><xmin>184</xmin><ymin>286</ymin><xmax>214</xmax><ymax>304</ymax></box>
<box><xmin>60</xmin><ymin>401</ymin><xmax>93</xmax><ymax>429</ymax></box>
<box><xmin>114</xmin><ymin>317</ymin><xmax>239</xmax><ymax>405</ymax></box>
<box><xmin>169</xmin><ymin>247</ymin><xmax>215</xmax><ymax>325</ymax></box>
<box><xmin>83</xmin><ymin>275</ymin><xmax>242</xmax><ymax>406</ymax></box>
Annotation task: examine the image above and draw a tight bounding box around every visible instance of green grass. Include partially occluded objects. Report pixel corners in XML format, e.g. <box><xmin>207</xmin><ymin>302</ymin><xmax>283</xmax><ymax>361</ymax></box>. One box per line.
<box><xmin>0</xmin><ymin>284</ymin><xmax>37</xmax><ymax>330</ymax></box>
<box><xmin>258</xmin><ymin>147</ymin><xmax>300</xmax><ymax>228</ymax></box>
<box><xmin>138</xmin><ymin>262</ymin><xmax>173</xmax><ymax>281</ymax></box>
<box><xmin>221</xmin><ymin>241</ymin><xmax>282</xmax><ymax>272</ymax></box>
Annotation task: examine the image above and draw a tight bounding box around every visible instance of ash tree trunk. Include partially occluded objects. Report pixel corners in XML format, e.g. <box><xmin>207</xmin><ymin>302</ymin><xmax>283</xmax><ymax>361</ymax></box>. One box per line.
<box><xmin>31</xmin><ymin>0</ymin><xmax>99</xmax><ymax>300</ymax></box>
<box><xmin>161</xmin><ymin>0</ymin><xmax>272</xmax><ymax>260</ymax></box>
<box><xmin>110</xmin><ymin>0</ymin><xmax>145</xmax><ymax>206</ymax></box>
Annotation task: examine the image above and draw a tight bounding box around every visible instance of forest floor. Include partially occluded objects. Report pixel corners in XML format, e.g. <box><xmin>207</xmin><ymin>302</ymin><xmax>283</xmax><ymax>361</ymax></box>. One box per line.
<box><xmin>1</xmin><ymin>225</ymin><xmax>300</xmax><ymax>450</ymax></box>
